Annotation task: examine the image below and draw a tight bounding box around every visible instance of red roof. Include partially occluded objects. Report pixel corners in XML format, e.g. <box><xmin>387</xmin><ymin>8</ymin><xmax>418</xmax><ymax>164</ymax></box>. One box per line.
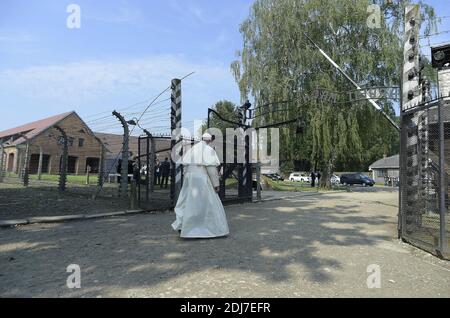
<box><xmin>0</xmin><ymin>112</ymin><xmax>74</xmax><ymax>146</ymax></box>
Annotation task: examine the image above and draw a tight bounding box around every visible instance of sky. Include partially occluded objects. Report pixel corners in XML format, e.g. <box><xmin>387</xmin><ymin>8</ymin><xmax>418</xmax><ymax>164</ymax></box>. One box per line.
<box><xmin>0</xmin><ymin>0</ymin><xmax>449</xmax><ymax>135</ymax></box>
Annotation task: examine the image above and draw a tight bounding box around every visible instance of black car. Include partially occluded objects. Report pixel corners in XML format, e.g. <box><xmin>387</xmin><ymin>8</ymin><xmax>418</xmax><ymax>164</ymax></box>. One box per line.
<box><xmin>340</xmin><ymin>173</ymin><xmax>375</xmax><ymax>187</ymax></box>
<box><xmin>272</xmin><ymin>173</ymin><xmax>285</xmax><ymax>181</ymax></box>
<box><xmin>263</xmin><ymin>173</ymin><xmax>284</xmax><ymax>181</ymax></box>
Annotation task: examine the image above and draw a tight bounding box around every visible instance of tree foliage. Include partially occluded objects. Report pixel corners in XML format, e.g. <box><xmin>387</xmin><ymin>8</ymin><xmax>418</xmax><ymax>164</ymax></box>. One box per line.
<box><xmin>201</xmin><ymin>100</ymin><xmax>240</xmax><ymax>134</ymax></box>
<box><xmin>232</xmin><ymin>0</ymin><xmax>437</xmax><ymax>187</ymax></box>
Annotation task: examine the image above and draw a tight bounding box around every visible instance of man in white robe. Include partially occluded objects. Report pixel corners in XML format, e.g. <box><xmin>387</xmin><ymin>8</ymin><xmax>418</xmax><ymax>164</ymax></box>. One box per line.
<box><xmin>171</xmin><ymin>133</ymin><xmax>229</xmax><ymax>238</ymax></box>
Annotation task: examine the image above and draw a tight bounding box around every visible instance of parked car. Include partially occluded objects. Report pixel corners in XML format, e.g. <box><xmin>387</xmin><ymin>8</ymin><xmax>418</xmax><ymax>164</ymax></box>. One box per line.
<box><xmin>340</xmin><ymin>173</ymin><xmax>375</xmax><ymax>186</ymax></box>
<box><xmin>272</xmin><ymin>173</ymin><xmax>285</xmax><ymax>181</ymax></box>
<box><xmin>263</xmin><ymin>173</ymin><xmax>278</xmax><ymax>181</ymax></box>
<box><xmin>263</xmin><ymin>173</ymin><xmax>285</xmax><ymax>182</ymax></box>
<box><xmin>330</xmin><ymin>174</ymin><xmax>340</xmax><ymax>185</ymax></box>
<box><xmin>289</xmin><ymin>173</ymin><xmax>311</xmax><ymax>182</ymax></box>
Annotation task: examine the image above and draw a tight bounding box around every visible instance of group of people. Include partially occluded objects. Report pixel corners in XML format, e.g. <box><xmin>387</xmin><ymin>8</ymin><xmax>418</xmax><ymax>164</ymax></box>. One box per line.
<box><xmin>132</xmin><ymin>157</ymin><xmax>171</xmax><ymax>189</ymax></box>
<box><xmin>310</xmin><ymin>171</ymin><xmax>322</xmax><ymax>188</ymax></box>
<box><xmin>154</xmin><ymin>158</ymin><xmax>171</xmax><ymax>189</ymax></box>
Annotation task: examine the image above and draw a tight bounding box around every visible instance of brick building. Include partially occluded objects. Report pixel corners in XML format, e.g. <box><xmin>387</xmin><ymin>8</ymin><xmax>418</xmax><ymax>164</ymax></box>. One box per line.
<box><xmin>95</xmin><ymin>132</ymin><xmax>172</xmax><ymax>178</ymax></box>
<box><xmin>0</xmin><ymin>112</ymin><xmax>104</xmax><ymax>175</ymax></box>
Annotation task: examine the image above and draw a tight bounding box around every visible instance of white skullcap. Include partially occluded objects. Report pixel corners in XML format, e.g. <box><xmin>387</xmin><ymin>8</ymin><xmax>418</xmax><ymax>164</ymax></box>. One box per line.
<box><xmin>202</xmin><ymin>132</ymin><xmax>212</xmax><ymax>141</ymax></box>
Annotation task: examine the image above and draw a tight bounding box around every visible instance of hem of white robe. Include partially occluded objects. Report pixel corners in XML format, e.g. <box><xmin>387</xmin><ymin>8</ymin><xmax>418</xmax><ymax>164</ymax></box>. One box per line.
<box><xmin>172</xmin><ymin>219</ymin><xmax>229</xmax><ymax>238</ymax></box>
<box><xmin>179</xmin><ymin>231</ymin><xmax>229</xmax><ymax>239</ymax></box>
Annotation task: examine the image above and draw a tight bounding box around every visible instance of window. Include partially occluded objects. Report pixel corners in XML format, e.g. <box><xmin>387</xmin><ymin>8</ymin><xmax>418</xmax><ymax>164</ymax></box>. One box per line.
<box><xmin>78</xmin><ymin>138</ymin><xmax>85</xmax><ymax>147</ymax></box>
<box><xmin>57</xmin><ymin>136</ymin><xmax>74</xmax><ymax>147</ymax></box>
<box><xmin>377</xmin><ymin>170</ymin><xmax>386</xmax><ymax>178</ymax></box>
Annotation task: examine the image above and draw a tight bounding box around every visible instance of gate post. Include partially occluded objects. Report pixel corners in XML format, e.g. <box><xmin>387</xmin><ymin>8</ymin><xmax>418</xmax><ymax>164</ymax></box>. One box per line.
<box><xmin>171</xmin><ymin>78</ymin><xmax>183</xmax><ymax>204</ymax></box>
<box><xmin>437</xmin><ymin>96</ymin><xmax>448</xmax><ymax>256</ymax></box>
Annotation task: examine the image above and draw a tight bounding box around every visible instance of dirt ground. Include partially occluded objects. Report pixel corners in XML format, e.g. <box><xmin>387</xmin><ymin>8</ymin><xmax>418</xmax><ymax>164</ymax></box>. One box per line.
<box><xmin>0</xmin><ymin>188</ymin><xmax>449</xmax><ymax>298</ymax></box>
<box><xmin>0</xmin><ymin>181</ymin><xmax>129</xmax><ymax>220</ymax></box>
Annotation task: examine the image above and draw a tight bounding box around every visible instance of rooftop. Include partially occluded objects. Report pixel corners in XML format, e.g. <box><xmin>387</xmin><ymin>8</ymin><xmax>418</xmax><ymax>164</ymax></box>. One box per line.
<box><xmin>370</xmin><ymin>155</ymin><xmax>399</xmax><ymax>170</ymax></box>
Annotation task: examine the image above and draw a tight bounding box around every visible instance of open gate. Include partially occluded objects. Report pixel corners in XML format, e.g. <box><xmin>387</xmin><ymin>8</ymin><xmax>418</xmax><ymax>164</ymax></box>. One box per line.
<box><xmin>399</xmin><ymin>99</ymin><xmax>450</xmax><ymax>258</ymax></box>
<box><xmin>137</xmin><ymin>135</ymin><xmax>174</xmax><ymax>211</ymax></box>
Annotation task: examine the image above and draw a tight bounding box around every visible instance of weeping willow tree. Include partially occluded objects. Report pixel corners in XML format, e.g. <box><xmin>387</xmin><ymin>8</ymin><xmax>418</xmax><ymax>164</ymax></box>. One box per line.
<box><xmin>231</xmin><ymin>0</ymin><xmax>437</xmax><ymax>187</ymax></box>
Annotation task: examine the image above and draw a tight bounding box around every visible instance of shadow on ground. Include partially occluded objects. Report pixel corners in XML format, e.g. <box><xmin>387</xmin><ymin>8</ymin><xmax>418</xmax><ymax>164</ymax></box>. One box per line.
<box><xmin>0</xmin><ymin>191</ymin><xmax>403</xmax><ymax>297</ymax></box>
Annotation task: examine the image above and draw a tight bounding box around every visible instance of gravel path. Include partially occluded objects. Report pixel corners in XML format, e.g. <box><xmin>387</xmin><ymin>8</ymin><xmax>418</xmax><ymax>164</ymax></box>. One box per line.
<box><xmin>0</xmin><ymin>189</ymin><xmax>449</xmax><ymax>298</ymax></box>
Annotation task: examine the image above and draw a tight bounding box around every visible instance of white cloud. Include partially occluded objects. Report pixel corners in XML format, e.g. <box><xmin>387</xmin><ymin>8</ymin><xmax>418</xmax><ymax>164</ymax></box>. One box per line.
<box><xmin>0</xmin><ymin>32</ymin><xmax>36</xmax><ymax>43</ymax></box>
<box><xmin>83</xmin><ymin>5</ymin><xmax>142</xmax><ymax>24</ymax></box>
<box><xmin>168</xmin><ymin>0</ymin><xmax>219</xmax><ymax>25</ymax></box>
<box><xmin>0</xmin><ymin>55</ymin><xmax>240</xmax><ymax>124</ymax></box>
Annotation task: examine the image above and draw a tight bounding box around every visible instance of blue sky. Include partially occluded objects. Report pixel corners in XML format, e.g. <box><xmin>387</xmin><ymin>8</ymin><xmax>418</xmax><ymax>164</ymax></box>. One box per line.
<box><xmin>0</xmin><ymin>0</ymin><xmax>449</xmax><ymax>134</ymax></box>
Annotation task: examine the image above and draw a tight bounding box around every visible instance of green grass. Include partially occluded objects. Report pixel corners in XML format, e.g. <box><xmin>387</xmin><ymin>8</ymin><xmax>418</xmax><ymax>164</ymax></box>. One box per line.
<box><xmin>29</xmin><ymin>174</ymin><xmax>99</xmax><ymax>185</ymax></box>
<box><xmin>225</xmin><ymin>178</ymin><xmax>238</xmax><ymax>188</ymax></box>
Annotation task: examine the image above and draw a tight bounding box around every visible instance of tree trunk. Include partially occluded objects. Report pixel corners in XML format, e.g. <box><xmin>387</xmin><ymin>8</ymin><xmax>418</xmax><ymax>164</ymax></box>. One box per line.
<box><xmin>320</xmin><ymin>156</ymin><xmax>335</xmax><ymax>189</ymax></box>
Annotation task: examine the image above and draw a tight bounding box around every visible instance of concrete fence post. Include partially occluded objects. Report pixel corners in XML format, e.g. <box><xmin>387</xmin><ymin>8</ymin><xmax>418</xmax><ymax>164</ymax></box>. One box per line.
<box><xmin>171</xmin><ymin>78</ymin><xmax>183</xmax><ymax>204</ymax></box>
<box><xmin>54</xmin><ymin>126</ymin><xmax>68</xmax><ymax>192</ymax></box>
<box><xmin>37</xmin><ymin>146</ymin><xmax>43</xmax><ymax>180</ymax></box>
<box><xmin>98</xmin><ymin>144</ymin><xmax>106</xmax><ymax>187</ymax></box>
<box><xmin>112</xmin><ymin>111</ymin><xmax>130</xmax><ymax>198</ymax></box>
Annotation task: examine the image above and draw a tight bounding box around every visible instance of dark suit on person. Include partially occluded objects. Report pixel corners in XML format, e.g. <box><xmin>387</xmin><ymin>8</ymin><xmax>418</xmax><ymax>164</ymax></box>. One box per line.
<box><xmin>154</xmin><ymin>163</ymin><xmax>161</xmax><ymax>185</ymax></box>
<box><xmin>160</xmin><ymin>159</ymin><xmax>171</xmax><ymax>189</ymax></box>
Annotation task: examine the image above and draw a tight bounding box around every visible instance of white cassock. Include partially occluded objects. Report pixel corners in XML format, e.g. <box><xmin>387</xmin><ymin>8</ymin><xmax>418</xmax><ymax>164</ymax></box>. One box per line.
<box><xmin>171</xmin><ymin>141</ymin><xmax>229</xmax><ymax>238</ymax></box>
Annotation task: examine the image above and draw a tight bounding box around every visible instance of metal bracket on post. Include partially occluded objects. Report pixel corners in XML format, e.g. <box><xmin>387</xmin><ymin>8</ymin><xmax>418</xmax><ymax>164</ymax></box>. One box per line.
<box><xmin>54</xmin><ymin>125</ymin><xmax>68</xmax><ymax>191</ymax></box>
<box><xmin>112</xmin><ymin>111</ymin><xmax>130</xmax><ymax>198</ymax></box>
<box><xmin>171</xmin><ymin>78</ymin><xmax>183</xmax><ymax>205</ymax></box>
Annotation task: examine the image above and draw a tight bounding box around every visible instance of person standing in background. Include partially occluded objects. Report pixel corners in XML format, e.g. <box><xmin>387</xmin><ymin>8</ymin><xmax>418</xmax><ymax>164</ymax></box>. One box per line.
<box><xmin>160</xmin><ymin>157</ymin><xmax>171</xmax><ymax>189</ymax></box>
<box><xmin>154</xmin><ymin>159</ymin><xmax>161</xmax><ymax>185</ymax></box>
<box><xmin>310</xmin><ymin>171</ymin><xmax>316</xmax><ymax>188</ymax></box>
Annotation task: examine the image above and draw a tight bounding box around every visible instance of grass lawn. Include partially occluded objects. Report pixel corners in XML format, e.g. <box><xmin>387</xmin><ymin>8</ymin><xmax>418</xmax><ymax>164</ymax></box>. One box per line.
<box><xmin>25</xmin><ymin>173</ymin><xmax>99</xmax><ymax>185</ymax></box>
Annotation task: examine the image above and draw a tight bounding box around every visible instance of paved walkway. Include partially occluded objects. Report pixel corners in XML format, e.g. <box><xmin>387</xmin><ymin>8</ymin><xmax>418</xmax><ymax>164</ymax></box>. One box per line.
<box><xmin>0</xmin><ymin>189</ymin><xmax>449</xmax><ymax>297</ymax></box>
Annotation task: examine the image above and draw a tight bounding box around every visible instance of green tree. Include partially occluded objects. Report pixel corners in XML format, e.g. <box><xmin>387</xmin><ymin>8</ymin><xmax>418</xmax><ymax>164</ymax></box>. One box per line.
<box><xmin>232</xmin><ymin>0</ymin><xmax>436</xmax><ymax>187</ymax></box>
<box><xmin>201</xmin><ymin>100</ymin><xmax>240</xmax><ymax>134</ymax></box>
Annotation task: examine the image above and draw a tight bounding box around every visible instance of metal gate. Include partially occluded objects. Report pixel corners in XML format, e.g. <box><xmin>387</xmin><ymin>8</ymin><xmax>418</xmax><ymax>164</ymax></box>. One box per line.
<box><xmin>206</xmin><ymin>108</ymin><xmax>253</xmax><ymax>205</ymax></box>
<box><xmin>137</xmin><ymin>134</ymin><xmax>174</xmax><ymax>211</ymax></box>
<box><xmin>399</xmin><ymin>98</ymin><xmax>449</xmax><ymax>259</ymax></box>
<box><xmin>217</xmin><ymin>133</ymin><xmax>253</xmax><ymax>204</ymax></box>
